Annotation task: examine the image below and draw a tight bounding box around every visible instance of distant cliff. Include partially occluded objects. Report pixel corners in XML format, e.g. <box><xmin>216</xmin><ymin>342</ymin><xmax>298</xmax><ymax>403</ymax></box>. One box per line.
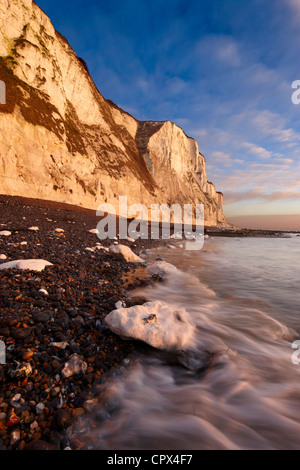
<box><xmin>0</xmin><ymin>0</ymin><xmax>227</xmax><ymax>227</ymax></box>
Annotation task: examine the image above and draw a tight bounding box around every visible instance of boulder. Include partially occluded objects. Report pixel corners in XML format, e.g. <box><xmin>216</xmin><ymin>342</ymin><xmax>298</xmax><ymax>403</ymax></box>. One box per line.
<box><xmin>109</xmin><ymin>244</ymin><xmax>144</xmax><ymax>263</ymax></box>
<box><xmin>147</xmin><ymin>261</ymin><xmax>177</xmax><ymax>276</ymax></box>
<box><xmin>0</xmin><ymin>259</ymin><xmax>53</xmax><ymax>272</ymax></box>
<box><xmin>105</xmin><ymin>300</ymin><xmax>195</xmax><ymax>350</ymax></box>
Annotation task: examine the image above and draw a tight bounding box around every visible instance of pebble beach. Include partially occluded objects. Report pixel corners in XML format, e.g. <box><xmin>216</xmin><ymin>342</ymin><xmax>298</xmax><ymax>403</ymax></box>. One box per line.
<box><xmin>0</xmin><ymin>195</ymin><xmax>159</xmax><ymax>450</ymax></box>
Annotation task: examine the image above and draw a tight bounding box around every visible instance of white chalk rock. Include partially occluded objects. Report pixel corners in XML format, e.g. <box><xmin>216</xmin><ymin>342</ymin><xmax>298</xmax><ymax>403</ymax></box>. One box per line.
<box><xmin>54</xmin><ymin>228</ymin><xmax>64</xmax><ymax>233</ymax></box>
<box><xmin>61</xmin><ymin>354</ymin><xmax>87</xmax><ymax>378</ymax></box>
<box><xmin>39</xmin><ymin>289</ymin><xmax>49</xmax><ymax>296</ymax></box>
<box><xmin>88</xmin><ymin>229</ymin><xmax>99</xmax><ymax>234</ymax></box>
<box><xmin>115</xmin><ymin>300</ymin><xmax>125</xmax><ymax>309</ymax></box>
<box><xmin>28</xmin><ymin>227</ymin><xmax>39</xmax><ymax>231</ymax></box>
<box><xmin>0</xmin><ymin>231</ymin><xmax>11</xmax><ymax>236</ymax></box>
<box><xmin>109</xmin><ymin>244</ymin><xmax>144</xmax><ymax>263</ymax></box>
<box><xmin>0</xmin><ymin>254</ymin><xmax>7</xmax><ymax>260</ymax></box>
<box><xmin>51</xmin><ymin>342</ymin><xmax>68</xmax><ymax>350</ymax></box>
<box><xmin>105</xmin><ymin>301</ymin><xmax>195</xmax><ymax>350</ymax></box>
<box><xmin>147</xmin><ymin>261</ymin><xmax>177</xmax><ymax>276</ymax></box>
<box><xmin>0</xmin><ymin>259</ymin><xmax>53</xmax><ymax>272</ymax></box>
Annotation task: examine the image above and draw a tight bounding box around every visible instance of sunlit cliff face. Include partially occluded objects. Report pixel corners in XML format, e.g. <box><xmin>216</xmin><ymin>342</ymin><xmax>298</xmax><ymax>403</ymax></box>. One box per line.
<box><xmin>0</xmin><ymin>0</ymin><xmax>227</xmax><ymax>228</ymax></box>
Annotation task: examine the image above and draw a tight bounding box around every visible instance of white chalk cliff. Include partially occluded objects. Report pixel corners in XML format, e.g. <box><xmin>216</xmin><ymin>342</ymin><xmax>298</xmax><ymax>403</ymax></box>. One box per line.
<box><xmin>0</xmin><ymin>0</ymin><xmax>227</xmax><ymax>227</ymax></box>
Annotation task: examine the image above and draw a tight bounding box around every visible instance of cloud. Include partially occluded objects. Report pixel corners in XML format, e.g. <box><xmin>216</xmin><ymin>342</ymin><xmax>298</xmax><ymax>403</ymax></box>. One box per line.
<box><xmin>250</xmin><ymin>110</ymin><xmax>300</xmax><ymax>145</ymax></box>
<box><xmin>194</xmin><ymin>35</ymin><xmax>242</xmax><ymax>69</ymax></box>
<box><xmin>286</xmin><ymin>0</ymin><xmax>300</xmax><ymax>21</ymax></box>
<box><xmin>224</xmin><ymin>188</ymin><xmax>300</xmax><ymax>205</ymax></box>
<box><xmin>242</xmin><ymin>142</ymin><xmax>272</xmax><ymax>159</ymax></box>
<box><xmin>209</xmin><ymin>151</ymin><xmax>234</xmax><ymax>166</ymax></box>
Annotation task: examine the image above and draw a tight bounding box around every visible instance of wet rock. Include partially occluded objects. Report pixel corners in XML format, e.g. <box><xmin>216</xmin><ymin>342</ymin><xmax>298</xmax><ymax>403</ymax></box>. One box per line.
<box><xmin>147</xmin><ymin>261</ymin><xmax>177</xmax><ymax>276</ymax></box>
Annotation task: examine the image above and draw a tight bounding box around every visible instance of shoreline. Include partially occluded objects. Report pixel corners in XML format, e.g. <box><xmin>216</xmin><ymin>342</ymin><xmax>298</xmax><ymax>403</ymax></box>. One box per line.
<box><xmin>0</xmin><ymin>194</ymin><xmax>297</xmax><ymax>237</ymax></box>
<box><xmin>0</xmin><ymin>194</ymin><xmax>296</xmax><ymax>450</ymax></box>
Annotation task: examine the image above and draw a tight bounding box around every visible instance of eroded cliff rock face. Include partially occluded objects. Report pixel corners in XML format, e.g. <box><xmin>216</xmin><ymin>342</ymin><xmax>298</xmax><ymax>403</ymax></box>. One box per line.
<box><xmin>0</xmin><ymin>0</ymin><xmax>227</xmax><ymax>227</ymax></box>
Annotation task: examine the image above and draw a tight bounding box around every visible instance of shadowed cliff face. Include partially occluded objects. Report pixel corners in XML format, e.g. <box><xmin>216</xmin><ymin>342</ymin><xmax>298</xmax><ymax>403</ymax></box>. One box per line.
<box><xmin>0</xmin><ymin>0</ymin><xmax>228</xmax><ymax>227</ymax></box>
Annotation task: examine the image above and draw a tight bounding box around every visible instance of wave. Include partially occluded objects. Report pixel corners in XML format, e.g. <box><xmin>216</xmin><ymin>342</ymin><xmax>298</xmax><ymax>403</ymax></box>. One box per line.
<box><xmin>73</xmin><ymin>242</ymin><xmax>300</xmax><ymax>450</ymax></box>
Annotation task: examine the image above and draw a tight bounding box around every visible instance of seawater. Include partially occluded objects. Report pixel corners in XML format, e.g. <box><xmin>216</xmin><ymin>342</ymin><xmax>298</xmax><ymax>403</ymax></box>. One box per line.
<box><xmin>78</xmin><ymin>234</ymin><xmax>300</xmax><ymax>450</ymax></box>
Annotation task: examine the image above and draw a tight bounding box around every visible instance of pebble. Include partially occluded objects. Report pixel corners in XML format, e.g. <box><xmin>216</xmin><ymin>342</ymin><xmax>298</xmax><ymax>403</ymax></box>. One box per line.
<box><xmin>22</xmin><ymin>351</ymin><xmax>34</xmax><ymax>361</ymax></box>
<box><xmin>51</xmin><ymin>342</ymin><xmax>68</xmax><ymax>350</ymax></box>
<box><xmin>30</xmin><ymin>421</ymin><xmax>39</xmax><ymax>430</ymax></box>
<box><xmin>38</xmin><ymin>288</ymin><xmax>49</xmax><ymax>295</ymax></box>
<box><xmin>36</xmin><ymin>403</ymin><xmax>45</xmax><ymax>414</ymax></box>
<box><xmin>61</xmin><ymin>354</ymin><xmax>87</xmax><ymax>378</ymax></box>
<box><xmin>10</xmin><ymin>429</ymin><xmax>21</xmax><ymax>445</ymax></box>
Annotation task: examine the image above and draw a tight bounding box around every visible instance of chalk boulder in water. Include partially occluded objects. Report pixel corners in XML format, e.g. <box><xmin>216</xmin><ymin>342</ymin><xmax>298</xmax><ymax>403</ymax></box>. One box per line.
<box><xmin>147</xmin><ymin>261</ymin><xmax>177</xmax><ymax>276</ymax></box>
<box><xmin>109</xmin><ymin>244</ymin><xmax>144</xmax><ymax>263</ymax></box>
<box><xmin>105</xmin><ymin>301</ymin><xmax>195</xmax><ymax>350</ymax></box>
<box><xmin>0</xmin><ymin>259</ymin><xmax>53</xmax><ymax>272</ymax></box>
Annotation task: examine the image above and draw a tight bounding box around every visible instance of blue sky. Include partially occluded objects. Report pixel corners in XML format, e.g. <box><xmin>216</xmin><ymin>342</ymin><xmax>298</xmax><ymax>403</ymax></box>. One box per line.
<box><xmin>37</xmin><ymin>0</ymin><xmax>300</xmax><ymax>229</ymax></box>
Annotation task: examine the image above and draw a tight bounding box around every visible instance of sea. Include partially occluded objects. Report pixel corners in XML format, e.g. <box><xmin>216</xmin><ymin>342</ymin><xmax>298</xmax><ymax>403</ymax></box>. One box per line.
<box><xmin>76</xmin><ymin>234</ymin><xmax>300</xmax><ymax>450</ymax></box>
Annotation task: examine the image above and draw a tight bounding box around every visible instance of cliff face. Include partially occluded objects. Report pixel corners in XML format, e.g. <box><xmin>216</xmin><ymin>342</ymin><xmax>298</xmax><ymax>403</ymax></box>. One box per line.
<box><xmin>0</xmin><ymin>0</ymin><xmax>227</xmax><ymax>227</ymax></box>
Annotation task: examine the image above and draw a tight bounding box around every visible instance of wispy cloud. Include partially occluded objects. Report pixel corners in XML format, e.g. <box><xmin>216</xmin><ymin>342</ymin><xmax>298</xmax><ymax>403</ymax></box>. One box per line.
<box><xmin>224</xmin><ymin>189</ymin><xmax>300</xmax><ymax>205</ymax></box>
<box><xmin>242</xmin><ymin>142</ymin><xmax>272</xmax><ymax>160</ymax></box>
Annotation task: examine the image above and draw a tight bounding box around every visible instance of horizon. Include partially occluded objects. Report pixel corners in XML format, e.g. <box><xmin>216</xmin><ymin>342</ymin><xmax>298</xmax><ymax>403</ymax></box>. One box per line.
<box><xmin>36</xmin><ymin>0</ymin><xmax>300</xmax><ymax>231</ymax></box>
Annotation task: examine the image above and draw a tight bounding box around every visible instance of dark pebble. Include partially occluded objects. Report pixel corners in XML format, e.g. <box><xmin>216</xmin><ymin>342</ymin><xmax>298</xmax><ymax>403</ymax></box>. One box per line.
<box><xmin>33</xmin><ymin>312</ymin><xmax>50</xmax><ymax>323</ymax></box>
<box><xmin>12</xmin><ymin>328</ymin><xmax>32</xmax><ymax>340</ymax></box>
